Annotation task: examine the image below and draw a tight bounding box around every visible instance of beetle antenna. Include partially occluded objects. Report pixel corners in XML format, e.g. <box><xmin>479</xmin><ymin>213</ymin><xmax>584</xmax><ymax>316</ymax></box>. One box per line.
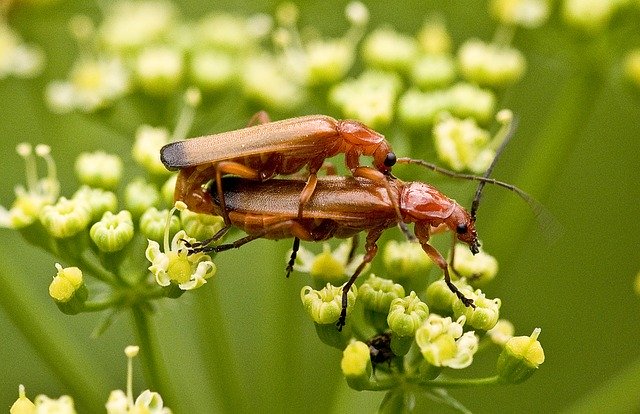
<box><xmin>470</xmin><ymin>115</ymin><xmax>518</xmax><ymax>221</ymax></box>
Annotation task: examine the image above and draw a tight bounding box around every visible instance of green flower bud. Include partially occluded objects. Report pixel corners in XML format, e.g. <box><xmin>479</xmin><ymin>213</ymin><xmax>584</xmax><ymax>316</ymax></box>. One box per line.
<box><xmin>300</xmin><ymin>283</ymin><xmax>357</xmax><ymax>325</ymax></box>
<box><xmin>180</xmin><ymin>208</ymin><xmax>225</xmax><ymax>241</ymax></box>
<box><xmin>411</xmin><ymin>55</ymin><xmax>455</xmax><ymax>90</ymax></box>
<box><xmin>417</xmin><ymin>18</ymin><xmax>452</xmax><ymax>55</ymax></box>
<box><xmin>10</xmin><ymin>385</ymin><xmax>35</xmax><ymax>414</ymax></box>
<box><xmin>425</xmin><ymin>278</ymin><xmax>472</xmax><ymax>315</ymax></box>
<box><xmin>75</xmin><ymin>151</ymin><xmax>123</xmax><ymax>190</ymax></box>
<box><xmin>562</xmin><ymin>0</ymin><xmax>619</xmax><ymax>32</ymax></box>
<box><xmin>450</xmin><ymin>244</ymin><xmax>498</xmax><ymax>286</ymax></box>
<box><xmin>33</xmin><ymin>395</ymin><xmax>76</xmax><ymax>413</ymax></box>
<box><xmin>49</xmin><ymin>263</ymin><xmax>87</xmax><ymax>315</ymax></box>
<box><xmin>453</xmin><ymin>289</ymin><xmax>501</xmax><ymax>331</ymax></box>
<box><xmin>99</xmin><ymin>1</ymin><xmax>176</xmax><ymax>53</ymax></box>
<box><xmin>433</xmin><ymin>115</ymin><xmax>494</xmax><ymax>173</ymax></box>
<box><xmin>341</xmin><ymin>340</ymin><xmax>372</xmax><ymax>391</ymax></box>
<box><xmin>140</xmin><ymin>207</ymin><xmax>180</xmax><ymax>244</ymax></box>
<box><xmin>293</xmin><ymin>241</ymin><xmax>363</xmax><ymax>286</ymax></box>
<box><xmin>132</xmin><ymin>125</ymin><xmax>171</xmax><ymax>176</ymax></box>
<box><xmin>124</xmin><ymin>178</ymin><xmax>160</xmax><ymax>219</ymax></box>
<box><xmin>490</xmin><ymin>0</ymin><xmax>550</xmax><ymax>28</ymax></box>
<box><xmin>359</xmin><ymin>274</ymin><xmax>405</xmax><ymax>313</ymax></box>
<box><xmin>190</xmin><ymin>50</ymin><xmax>235</xmax><ymax>91</ymax></box>
<box><xmin>135</xmin><ymin>46</ymin><xmax>183</xmax><ymax>96</ymax></box>
<box><xmin>72</xmin><ymin>186</ymin><xmax>117</xmax><ymax>222</ymax></box>
<box><xmin>242</xmin><ymin>54</ymin><xmax>304</xmax><ymax>111</ymax></box>
<box><xmin>361</xmin><ymin>27</ymin><xmax>418</xmax><ymax>73</ymax></box>
<box><xmin>397</xmin><ymin>89</ymin><xmax>450</xmax><ymax>129</ymax></box>
<box><xmin>624</xmin><ymin>49</ymin><xmax>640</xmax><ymax>89</ymax></box>
<box><xmin>382</xmin><ymin>240</ymin><xmax>433</xmax><ymax>280</ymax></box>
<box><xmin>329</xmin><ymin>70</ymin><xmax>402</xmax><ymax>129</ymax></box>
<box><xmin>387</xmin><ymin>291</ymin><xmax>429</xmax><ymax>337</ymax></box>
<box><xmin>487</xmin><ymin>319</ymin><xmax>515</xmax><ymax>346</ymax></box>
<box><xmin>89</xmin><ymin>210</ymin><xmax>134</xmax><ymax>252</ymax></box>
<box><xmin>497</xmin><ymin>328</ymin><xmax>544</xmax><ymax>383</ymax></box>
<box><xmin>161</xmin><ymin>174</ymin><xmax>178</xmax><ymax>206</ymax></box>
<box><xmin>447</xmin><ymin>83</ymin><xmax>496</xmax><ymax>124</ymax></box>
<box><xmin>39</xmin><ymin>197</ymin><xmax>91</xmax><ymax>238</ymax></box>
<box><xmin>458</xmin><ymin>40</ymin><xmax>526</xmax><ymax>88</ymax></box>
<box><xmin>305</xmin><ymin>40</ymin><xmax>355</xmax><ymax>86</ymax></box>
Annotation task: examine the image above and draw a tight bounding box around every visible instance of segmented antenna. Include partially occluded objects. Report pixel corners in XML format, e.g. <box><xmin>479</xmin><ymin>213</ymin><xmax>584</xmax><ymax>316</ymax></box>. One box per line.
<box><xmin>470</xmin><ymin>116</ymin><xmax>519</xmax><ymax>221</ymax></box>
<box><xmin>396</xmin><ymin>116</ymin><xmax>543</xmax><ymax>221</ymax></box>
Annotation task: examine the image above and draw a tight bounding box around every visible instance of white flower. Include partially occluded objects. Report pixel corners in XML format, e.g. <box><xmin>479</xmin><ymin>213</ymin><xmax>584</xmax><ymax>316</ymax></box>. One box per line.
<box><xmin>293</xmin><ymin>240</ymin><xmax>364</xmax><ymax>281</ymax></box>
<box><xmin>132</xmin><ymin>125</ymin><xmax>171</xmax><ymax>175</ymax></box>
<box><xmin>46</xmin><ymin>58</ymin><xmax>129</xmax><ymax>113</ymax></box>
<box><xmin>34</xmin><ymin>394</ymin><xmax>76</xmax><ymax>414</ymax></box>
<box><xmin>145</xmin><ymin>230</ymin><xmax>216</xmax><ymax>290</ymax></box>
<box><xmin>0</xmin><ymin>22</ymin><xmax>44</xmax><ymax>79</ymax></box>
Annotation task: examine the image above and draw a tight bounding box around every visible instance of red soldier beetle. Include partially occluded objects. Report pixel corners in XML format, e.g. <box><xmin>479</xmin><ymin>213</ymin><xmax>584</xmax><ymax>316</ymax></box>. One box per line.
<box><xmin>160</xmin><ymin>113</ymin><xmax>415</xmax><ymax>247</ymax></box>
<box><xmin>184</xmin><ymin>175</ymin><xmax>479</xmax><ymax>330</ymax></box>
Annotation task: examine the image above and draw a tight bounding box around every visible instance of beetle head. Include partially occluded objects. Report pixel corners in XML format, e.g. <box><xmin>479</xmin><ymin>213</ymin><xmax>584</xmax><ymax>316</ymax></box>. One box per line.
<box><xmin>445</xmin><ymin>206</ymin><xmax>480</xmax><ymax>254</ymax></box>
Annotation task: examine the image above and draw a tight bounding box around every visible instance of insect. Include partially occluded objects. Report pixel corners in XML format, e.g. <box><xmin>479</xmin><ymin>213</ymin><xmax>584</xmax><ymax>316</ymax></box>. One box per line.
<box><xmin>160</xmin><ymin>113</ymin><xmax>413</xmax><ymax>248</ymax></box>
<box><xmin>185</xmin><ymin>174</ymin><xmax>480</xmax><ymax>330</ymax></box>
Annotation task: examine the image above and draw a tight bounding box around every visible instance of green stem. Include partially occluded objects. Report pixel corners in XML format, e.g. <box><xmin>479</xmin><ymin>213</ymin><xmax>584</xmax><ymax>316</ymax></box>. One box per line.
<box><xmin>414</xmin><ymin>374</ymin><xmax>502</xmax><ymax>388</ymax></box>
<box><xmin>130</xmin><ymin>304</ymin><xmax>176</xmax><ymax>407</ymax></box>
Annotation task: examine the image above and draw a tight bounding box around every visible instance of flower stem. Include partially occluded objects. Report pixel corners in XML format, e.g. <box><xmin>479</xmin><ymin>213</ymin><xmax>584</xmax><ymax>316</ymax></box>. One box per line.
<box><xmin>131</xmin><ymin>304</ymin><xmax>176</xmax><ymax>407</ymax></box>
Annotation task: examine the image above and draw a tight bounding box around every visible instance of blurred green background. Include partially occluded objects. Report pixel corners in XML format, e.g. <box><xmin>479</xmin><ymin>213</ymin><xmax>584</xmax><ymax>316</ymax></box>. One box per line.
<box><xmin>1</xmin><ymin>0</ymin><xmax>640</xmax><ymax>413</ymax></box>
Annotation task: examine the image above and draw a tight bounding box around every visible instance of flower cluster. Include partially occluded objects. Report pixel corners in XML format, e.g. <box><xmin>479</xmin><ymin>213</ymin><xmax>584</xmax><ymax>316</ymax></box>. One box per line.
<box><xmin>10</xmin><ymin>346</ymin><xmax>172</xmax><ymax>414</ymax></box>
<box><xmin>295</xmin><ymin>238</ymin><xmax>544</xmax><ymax>408</ymax></box>
<box><xmin>0</xmin><ymin>90</ymin><xmax>223</xmax><ymax>327</ymax></box>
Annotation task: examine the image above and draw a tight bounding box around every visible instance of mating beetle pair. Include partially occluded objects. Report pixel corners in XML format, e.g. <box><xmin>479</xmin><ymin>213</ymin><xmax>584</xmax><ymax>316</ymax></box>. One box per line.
<box><xmin>160</xmin><ymin>113</ymin><xmax>525</xmax><ymax>330</ymax></box>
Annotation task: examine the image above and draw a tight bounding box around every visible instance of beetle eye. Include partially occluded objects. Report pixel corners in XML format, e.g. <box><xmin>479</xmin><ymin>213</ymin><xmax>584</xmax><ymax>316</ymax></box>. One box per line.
<box><xmin>456</xmin><ymin>223</ymin><xmax>468</xmax><ymax>234</ymax></box>
<box><xmin>384</xmin><ymin>152</ymin><xmax>396</xmax><ymax>167</ymax></box>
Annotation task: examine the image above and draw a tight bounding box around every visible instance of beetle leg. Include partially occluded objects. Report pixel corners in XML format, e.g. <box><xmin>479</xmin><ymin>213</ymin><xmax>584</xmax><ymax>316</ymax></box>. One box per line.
<box><xmin>297</xmin><ymin>173</ymin><xmax>318</xmax><ymax>218</ymax></box>
<box><xmin>185</xmin><ymin>223</ymin><xmax>233</xmax><ymax>254</ymax></box>
<box><xmin>209</xmin><ymin>220</ymin><xmax>314</xmax><ymax>253</ymax></box>
<box><xmin>421</xmin><ymin>242</ymin><xmax>475</xmax><ymax>309</ymax></box>
<box><xmin>286</xmin><ymin>237</ymin><xmax>301</xmax><ymax>278</ymax></box>
<box><xmin>353</xmin><ymin>166</ymin><xmax>417</xmax><ymax>243</ymax></box>
<box><xmin>337</xmin><ymin>227</ymin><xmax>384</xmax><ymax>331</ymax></box>
<box><xmin>346</xmin><ymin>234</ymin><xmax>359</xmax><ymax>265</ymax></box>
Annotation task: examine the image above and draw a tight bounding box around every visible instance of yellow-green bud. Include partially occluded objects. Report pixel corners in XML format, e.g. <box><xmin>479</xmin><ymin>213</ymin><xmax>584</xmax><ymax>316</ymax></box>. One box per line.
<box><xmin>411</xmin><ymin>55</ymin><xmax>456</xmax><ymax>90</ymax></box>
<box><xmin>457</xmin><ymin>40</ymin><xmax>526</xmax><ymax>88</ymax></box>
<box><xmin>72</xmin><ymin>186</ymin><xmax>117</xmax><ymax>222</ymax></box>
<box><xmin>382</xmin><ymin>240</ymin><xmax>433</xmax><ymax>280</ymax></box>
<box><xmin>329</xmin><ymin>70</ymin><xmax>402</xmax><ymax>129</ymax></box>
<box><xmin>624</xmin><ymin>49</ymin><xmax>640</xmax><ymax>89</ymax></box>
<box><xmin>140</xmin><ymin>207</ymin><xmax>180</xmax><ymax>244</ymax></box>
<box><xmin>49</xmin><ymin>263</ymin><xmax>87</xmax><ymax>315</ymax></box>
<box><xmin>450</xmin><ymin>244</ymin><xmax>498</xmax><ymax>286</ymax></box>
<box><xmin>10</xmin><ymin>385</ymin><xmax>35</xmax><ymax>414</ymax></box>
<box><xmin>124</xmin><ymin>178</ymin><xmax>160</xmax><ymax>218</ymax></box>
<box><xmin>135</xmin><ymin>46</ymin><xmax>183</xmax><ymax>96</ymax></box>
<box><xmin>300</xmin><ymin>283</ymin><xmax>357</xmax><ymax>325</ymax></box>
<box><xmin>241</xmin><ymin>54</ymin><xmax>304</xmax><ymax>111</ymax></box>
<box><xmin>447</xmin><ymin>83</ymin><xmax>496</xmax><ymax>124</ymax></box>
<box><xmin>425</xmin><ymin>278</ymin><xmax>473</xmax><ymax>315</ymax></box>
<box><xmin>341</xmin><ymin>341</ymin><xmax>372</xmax><ymax>391</ymax></box>
<box><xmin>387</xmin><ymin>291</ymin><xmax>429</xmax><ymax>337</ymax></box>
<box><xmin>33</xmin><ymin>395</ymin><xmax>76</xmax><ymax>414</ymax></box>
<box><xmin>305</xmin><ymin>40</ymin><xmax>355</xmax><ymax>86</ymax></box>
<box><xmin>161</xmin><ymin>174</ymin><xmax>178</xmax><ymax>206</ymax></box>
<box><xmin>361</xmin><ymin>28</ymin><xmax>418</xmax><ymax>73</ymax></box>
<box><xmin>39</xmin><ymin>197</ymin><xmax>91</xmax><ymax>238</ymax></box>
<box><xmin>359</xmin><ymin>274</ymin><xmax>405</xmax><ymax>313</ymax></box>
<box><xmin>452</xmin><ymin>289</ymin><xmax>501</xmax><ymax>331</ymax></box>
<box><xmin>433</xmin><ymin>115</ymin><xmax>494</xmax><ymax>173</ymax></box>
<box><xmin>180</xmin><ymin>209</ymin><xmax>225</xmax><ymax>242</ymax></box>
<box><xmin>75</xmin><ymin>151</ymin><xmax>123</xmax><ymax>190</ymax></box>
<box><xmin>397</xmin><ymin>89</ymin><xmax>450</xmax><ymax>128</ymax></box>
<box><xmin>487</xmin><ymin>319</ymin><xmax>515</xmax><ymax>346</ymax></box>
<box><xmin>562</xmin><ymin>0</ymin><xmax>618</xmax><ymax>32</ymax></box>
<box><xmin>490</xmin><ymin>0</ymin><xmax>550</xmax><ymax>28</ymax></box>
<box><xmin>190</xmin><ymin>50</ymin><xmax>235</xmax><ymax>91</ymax></box>
<box><xmin>417</xmin><ymin>19</ymin><xmax>452</xmax><ymax>55</ymax></box>
<box><xmin>497</xmin><ymin>328</ymin><xmax>544</xmax><ymax>383</ymax></box>
<box><xmin>132</xmin><ymin>125</ymin><xmax>171</xmax><ymax>176</ymax></box>
<box><xmin>89</xmin><ymin>210</ymin><xmax>134</xmax><ymax>252</ymax></box>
